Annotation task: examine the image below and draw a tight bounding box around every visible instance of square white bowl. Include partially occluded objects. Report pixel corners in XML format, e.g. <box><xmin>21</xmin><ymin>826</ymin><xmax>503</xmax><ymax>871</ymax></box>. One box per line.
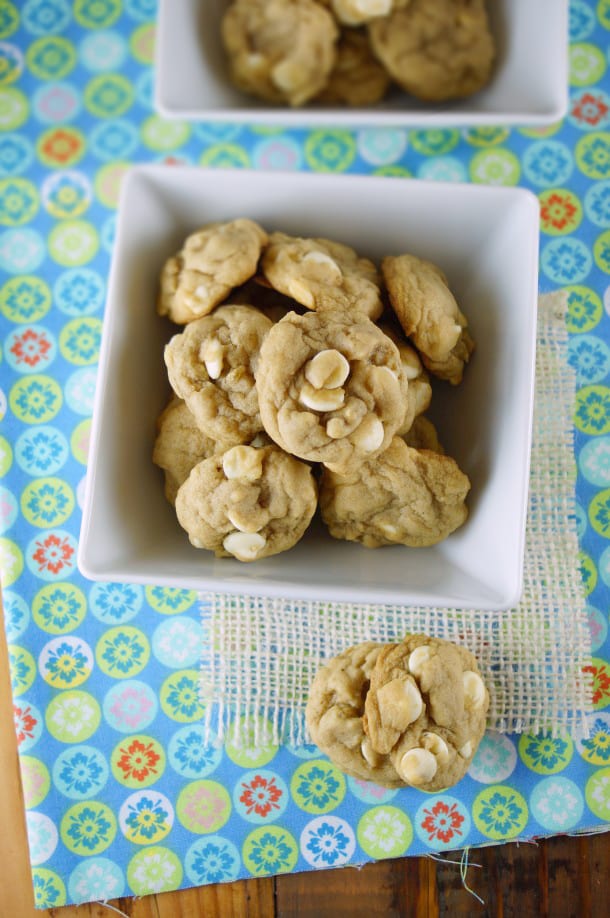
<box><xmin>154</xmin><ymin>0</ymin><xmax>568</xmax><ymax>127</ymax></box>
<box><xmin>78</xmin><ymin>165</ymin><xmax>539</xmax><ymax>609</ymax></box>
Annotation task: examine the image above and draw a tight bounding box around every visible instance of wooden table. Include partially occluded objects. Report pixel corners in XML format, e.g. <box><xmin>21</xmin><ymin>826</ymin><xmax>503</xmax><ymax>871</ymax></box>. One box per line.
<box><xmin>2</xmin><ymin>605</ymin><xmax>608</xmax><ymax>918</ymax></box>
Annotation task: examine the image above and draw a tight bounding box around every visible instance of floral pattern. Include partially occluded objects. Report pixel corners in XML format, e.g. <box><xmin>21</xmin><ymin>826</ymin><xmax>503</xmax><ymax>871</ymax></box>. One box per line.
<box><xmin>1</xmin><ymin>0</ymin><xmax>610</xmax><ymax>907</ymax></box>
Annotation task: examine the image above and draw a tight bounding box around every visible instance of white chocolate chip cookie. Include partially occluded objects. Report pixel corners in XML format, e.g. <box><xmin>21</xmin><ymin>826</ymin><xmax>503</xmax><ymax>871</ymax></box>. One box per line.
<box><xmin>382</xmin><ymin>253</ymin><xmax>472</xmax><ymax>372</ymax></box>
<box><xmin>363</xmin><ymin>635</ymin><xmax>489</xmax><ymax>791</ymax></box>
<box><xmin>256</xmin><ymin>310</ymin><xmax>406</xmax><ymax>472</ymax></box>
<box><xmin>221</xmin><ymin>0</ymin><xmax>338</xmax><ymax>107</ymax></box>
<box><xmin>319</xmin><ymin>435</ymin><xmax>470</xmax><ymax>547</ymax></box>
<box><xmin>368</xmin><ymin>0</ymin><xmax>495</xmax><ymax>102</ymax></box>
<box><xmin>152</xmin><ymin>397</ymin><xmax>228</xmax><ymax>504</ymax></box>
<box><xmin>261</xmin><ymin>232</ymin><xmax>383</xmax><ymax>319</ymax></box>
<box><xmin>305</xmin><ymin>642</ymin><xmax>405</xmax><ymax>787</ymax></box>
<box><xmin>175</xmin><ymin>443</ymin><xmax>318</xmax><ymax>561</ymax></box>
<box><xmin>325</xmin><ymin>0</ymin><xmax>410</xmax><ymax>27</ymax></box>
<box><xmin>164</xmin><ymin>304</ymin><xmax>273</xmax><ymax>446</ymax></box>
<box><xmin>315</xmin><ymin>29</ymin><xmax>390</xmax><ymax>107</ymax></box>
<box><xmin>158</xmin><ymin>219</ymin><xmax>268</xmax><ymax>324</ymax></box>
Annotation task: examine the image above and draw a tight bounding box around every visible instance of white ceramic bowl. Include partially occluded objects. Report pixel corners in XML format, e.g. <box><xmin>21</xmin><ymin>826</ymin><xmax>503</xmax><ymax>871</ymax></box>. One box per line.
<box><xmin>78</xmin><ymin>165</ymin><xmax>539</xmax><ymax>609</ymax></box>
<box><xmin>154</xmin><ymin>0</ymin><xmax>568</xmax><ymax>127</ymax></box>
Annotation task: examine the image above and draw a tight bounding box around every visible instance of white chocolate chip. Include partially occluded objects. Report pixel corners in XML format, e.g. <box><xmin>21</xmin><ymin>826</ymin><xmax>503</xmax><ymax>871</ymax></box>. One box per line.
<box><xmin>370</xmin><ymin>365</ymin><xmax>399</xmax><ymax>388</ymax></box>
<box><xmin>361</xmin><ymin>736</ymin><xmax>382</xmax><ymax>767</ymax></box>
<box><xmin>271</xmin><ymin>58</ymin><xmax>303</xmax><ymax>92</ymax></box>
<box><xmin>377</xmin><ymin>677</ymin><xmax>423</xmax><ymax>731</ymax></box>
<box><xmin>223</xmin><ymin>531</ymin><xmax>266</xmax><ymax>561</ymax></box>
<box><xmin>299</xmin><ymin>381</ymin><xmax>345</xmax><ymax>412</ymax></box>
<box><xmin>305</xmin><ymin>349</ymin><xmax>350</xmax><ymax>389</ymax></box>
<box><xmin>199</xmin><ymin>337</ymin><xmax>224</xmax><ymax>379</ymax></box>
<box><xmin>249</xmin><ymin>433</ymin><xmax>268</xmax><ymax>448</ymax></box>
<box><xmin>378</xmin><ymin>521</ymin><xmax>399</xmax><ymax>539</ymax></box>
<box><xmin>353</xmin><ymin>415</ymin><xmax>384</xmax><ymax>452</ymax></box>
<box><xmin>422</xmin><ymin>732</ymin><xmax>451</xmax><ymax>765</ymax></box>
<box><xmin>459</xmin><ymin>741</ymin><xmax>473</xmax><ymax>759</ymax></box>
<box><xmin>408</xmin><ymin>645</ymin><xmax>432</xmax><ymax>679</ymax></box>
<box><xmin>333</xmin><ymin>0</ymin><xmax>392</xmax><ymax>26</ymax></box>
<box><xmin>399</xmin><ymin>346</ymin><xmax>423</xmax><ymax>379</ymax></box>
<box><xmin>398</xmin><ymin>748</ymin><xmax>438</xmax><ymax>786</ymax></box>
<box><xmin>191</xmin><ymin>537</ymin><xmax>205</xmax><ymax>549</ymax></box>
<box><xmin>226</xmin><ymin>508</ymin><xmax>264</xmax><ymax>534</ymax></box>
<box><xmin>222</xmin><ymin>445</ymin><xmax>264</xmax><ymax>482</ymax></box>
<box><xmin>288</xmin><ymin>278</ymin><xmax>315</xmax><ymax>308</ymax></box>
<box><xmin>302</xmin><ymin>250</ymin><xmax>343</xmax><ymax>283</ymax></box>
<box><xmin>463</xmin><ymin>671</ymin><xmax>486</xmax><ymax>710</ymax></box>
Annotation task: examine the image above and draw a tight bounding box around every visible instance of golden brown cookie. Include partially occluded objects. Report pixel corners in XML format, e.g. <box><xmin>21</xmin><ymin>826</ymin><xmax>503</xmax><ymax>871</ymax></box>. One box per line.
<box><xmin>175</xmin><ymin>443</ymin><xmax>318</xmax><ymax>561</ymax></box>
<box><xmin>256</xmin><ymin>310</ymin><xmax>406</xmax><ymax>473</ymax></box>
<box><xmin>158</xmin><ymin>219</ymin><xmax>268</xmax><ymax>324</ymax></box>
<box><xmin>368</xmin><ymin>0</ymin><xmax>495</xmax><ymax>102</ymax></box>
<box><xmin>319</xmin><ymin>435</ymin><xmax>470</xmax><ymax>547</ymax></box>
<box><xmin>164</xmin><ymin>304</ymin><xmax>273</xmax><ymax>446</ymax></box>
<box><xmin>382</xmin><ymin>253</ymin><xmax>474</xmax><ymax>384</ymax></box>
<box><xmin>261</xmin><ymin>232</ymin><xmax>383</xmax><ymax>319</ymax></box>
<box><xmin>305</xmin><ymin>642</ymin><xmax>405</xmax><ymax>787</ymax></box>
<box><xmin>152</xmin><ymin>397</ymin><xmax>227</xmax><ymax>504</ymax></box>
<box><xmin>221</xmin><ymin>0</ymin><xmax>338</xmax><ymax>107</ymax></box>
<box><xmin>363</xmin><ymin>635</ymin><xmax>489</xmax><ymax>791</ymax></box>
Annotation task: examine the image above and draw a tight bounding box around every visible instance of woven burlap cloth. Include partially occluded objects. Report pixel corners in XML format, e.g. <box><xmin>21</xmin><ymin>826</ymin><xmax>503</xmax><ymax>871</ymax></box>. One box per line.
<box><xmin>200</xmin><ymin>292</ymin><xmax>592</xmax><ymax>747</ymax></box>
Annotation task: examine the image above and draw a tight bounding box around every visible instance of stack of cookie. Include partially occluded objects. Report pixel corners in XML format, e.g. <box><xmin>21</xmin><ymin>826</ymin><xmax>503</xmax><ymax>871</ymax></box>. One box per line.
<box><xmin>153</xmin><ymin>218</ymin><xmax>472</xmax><ymax>563</ymax></box>
<box><xmin>220</xmin><ymin>0</ymin><xmax>496</xmax><ymax>108</ymax></box>
<box><xmin>306</xmin><ymin>634</ymin><xmax>489</xmax><ymax>790</ymax></box>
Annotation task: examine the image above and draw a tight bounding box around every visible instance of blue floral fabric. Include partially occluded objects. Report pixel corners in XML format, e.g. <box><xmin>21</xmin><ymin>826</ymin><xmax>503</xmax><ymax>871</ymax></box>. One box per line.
<box><xmin>1</xmin><ymin>0</ymin><xmax>610</xmax><ymax>908</ymax></box>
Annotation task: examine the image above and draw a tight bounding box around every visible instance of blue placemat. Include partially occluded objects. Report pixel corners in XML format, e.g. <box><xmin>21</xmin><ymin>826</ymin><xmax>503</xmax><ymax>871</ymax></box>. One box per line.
<box><xmin>1</xmin><ymin>0</ymin><xmax>610</xmax><ymax>908</ymax></box>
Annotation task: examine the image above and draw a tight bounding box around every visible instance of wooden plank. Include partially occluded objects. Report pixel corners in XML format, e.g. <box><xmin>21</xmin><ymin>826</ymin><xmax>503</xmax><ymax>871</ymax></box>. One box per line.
<box><xmin>153</xmin><ymin>878</ymin><xmax>275</xmax><ymax>918</ymax></box>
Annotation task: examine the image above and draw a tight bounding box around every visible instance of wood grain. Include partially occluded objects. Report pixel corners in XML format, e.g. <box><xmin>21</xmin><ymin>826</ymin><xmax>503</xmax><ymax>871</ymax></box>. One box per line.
<box><xmin>2</xmin><ymin>597</ymin><xmax>610</xmax><ymax>918</ymax></box>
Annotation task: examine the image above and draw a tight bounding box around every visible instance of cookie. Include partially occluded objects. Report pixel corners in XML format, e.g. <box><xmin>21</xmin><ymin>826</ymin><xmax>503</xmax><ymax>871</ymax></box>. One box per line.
<box><xmin>363</xmin><ymin>635</ymin><xmax>489</xmax><ymax>791</ymax></box>
<box><xmin>175</xmin><ymin>443</ymin><xmax>318</xmax><ymax>561</ymax></box>
<box><xmin>152</xmin><ymin>396</ymin><xmax>226</xmax><ymax>504</ymax></box>
<box><xmin>256</xmin><ymin>310</ymin><xmax>406</xmax><ymax>473</ymax></box>
<box><xmin>221</xmin><ymin>0</ymin><xmax>338</xmax><ymax>107</ymax></box>
<box><xmin>164</xmin><ymin>304</ymin><xmax>273</xmax><ymax>446</ymax></box>
<box><xmin>381</xmin><ymin>253</ymin><xmax>473</xmax><ymax>383</ymax></box>
<box><xmin>261</xmin><ymin>232</ymin><xmax>383</xmax><ymax>319</ymax></box>
<box><xmin>315</xmin><ymin>28</ymin><xmax>390</xmax><ymax>107</ymax></box>
<box><xmin>319</xmin><ymin>435</ymin><xmax>470</xmax><ymax>547</ymax></box>
<box><xmin>158</xmin><ymin>219</ymin><xmax>268</xmax><ymax>324</ymax></box>
<box><xmin>368</xmin><ymin>0</ymin><xmax>495</xmax><ymax>102</ymax></box>
<box><xmin>305</xmin><ymin>642</ymin><xmax>405</xmax><ymax>787</ymax></box>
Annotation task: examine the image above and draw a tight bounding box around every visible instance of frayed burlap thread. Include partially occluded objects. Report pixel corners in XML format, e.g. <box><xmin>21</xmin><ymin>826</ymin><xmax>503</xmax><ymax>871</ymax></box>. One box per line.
<box><xmin>200</xmin><ymin>293</ymin><xmax>592</xmax><ymax>748</ymax></box>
